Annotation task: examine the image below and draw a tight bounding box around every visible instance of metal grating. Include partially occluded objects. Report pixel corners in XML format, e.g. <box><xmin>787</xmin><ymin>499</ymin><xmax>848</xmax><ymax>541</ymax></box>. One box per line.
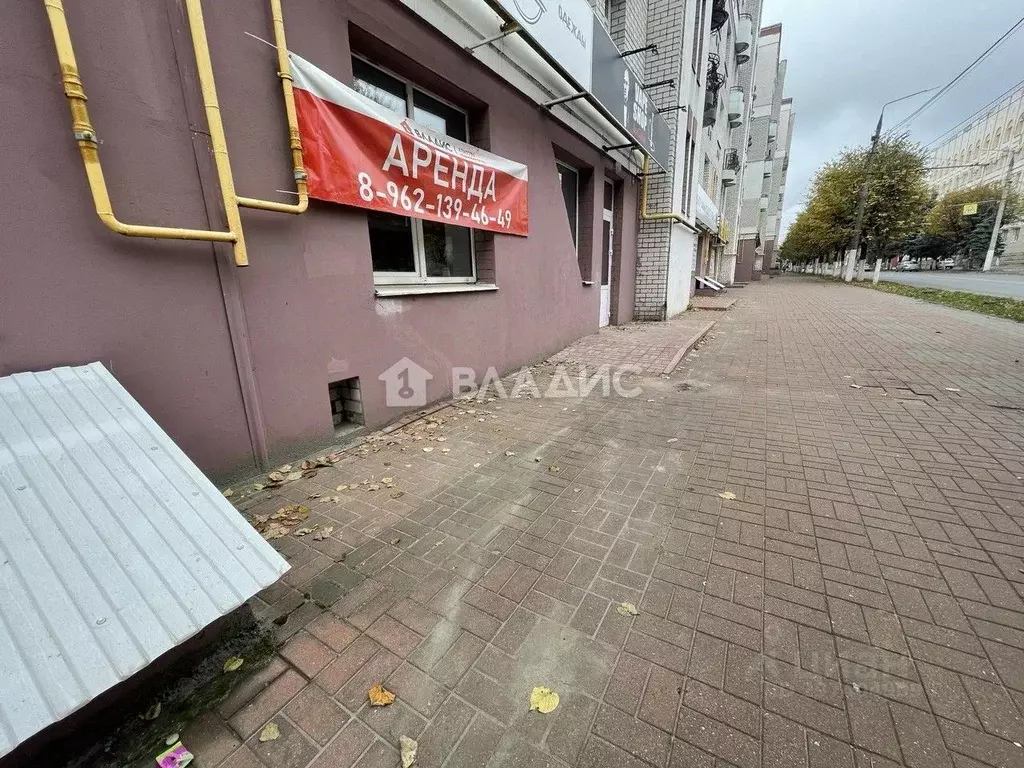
<box><xmin>0</xmin><ymin>363</ymin><xmax>288</xmax><ymax>756</ymax></box>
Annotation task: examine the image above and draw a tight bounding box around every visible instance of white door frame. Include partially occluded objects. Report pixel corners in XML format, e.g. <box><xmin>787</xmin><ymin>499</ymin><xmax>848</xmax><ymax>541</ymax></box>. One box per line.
<box><xmin>599</xmin><ymin>181</ymin><xmax>614</xmax><ymax>327</ymax></box>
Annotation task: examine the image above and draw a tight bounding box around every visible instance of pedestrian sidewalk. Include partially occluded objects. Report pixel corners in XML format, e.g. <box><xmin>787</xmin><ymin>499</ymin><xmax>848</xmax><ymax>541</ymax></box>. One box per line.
<box><xmin>185</xmin><ymin>278</ymin><xmax>1024</xmax><ymax>768</ymax></box>
<box><xmin>548</xmin><ymin>311</ymin><xmax>717</xmax><ymax>374</ymax></box>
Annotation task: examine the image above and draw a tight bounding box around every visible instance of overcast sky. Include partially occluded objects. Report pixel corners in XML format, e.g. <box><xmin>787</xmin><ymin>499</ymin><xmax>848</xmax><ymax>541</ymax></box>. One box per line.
<box><xmin>760</xmin><ymin>0</ymin><xmax>1024</xmax><ymax>242</ymax></box>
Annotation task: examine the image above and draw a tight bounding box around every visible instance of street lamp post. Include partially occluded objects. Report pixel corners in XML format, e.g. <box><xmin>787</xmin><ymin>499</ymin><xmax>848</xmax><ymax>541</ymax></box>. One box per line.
<box><xmin>843</xmin><ymin>88</ymin><xmax>937</xmax><ymax>282</ymax></box>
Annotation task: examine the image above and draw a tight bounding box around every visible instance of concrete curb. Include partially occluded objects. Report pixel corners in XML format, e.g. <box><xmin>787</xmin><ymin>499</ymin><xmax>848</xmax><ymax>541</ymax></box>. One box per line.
<box><xmin>692</xmin><ymin>298</ymin><xmax>737</xmax><ymax>311</ymax></box>
<box><xmin>662</xmin><ymin>320</ymin><xmax>716</xmax><ymax>375</ymax></box>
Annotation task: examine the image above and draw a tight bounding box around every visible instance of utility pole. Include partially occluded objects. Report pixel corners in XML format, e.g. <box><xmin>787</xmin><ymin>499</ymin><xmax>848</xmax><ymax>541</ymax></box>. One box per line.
<box><xmin>844</xmin><ymin>88</ymin><xmax>937</xmax><ymax>282</ymax></box>
<box><xmin>983</xmin><ymin>149</ymin><xmax>1015</xmax><ymax>272</ymax></box>
<box><xmin>843</xmin><ymin>116</ymin><xmax>881</xmax><ymax>282</ymax></box>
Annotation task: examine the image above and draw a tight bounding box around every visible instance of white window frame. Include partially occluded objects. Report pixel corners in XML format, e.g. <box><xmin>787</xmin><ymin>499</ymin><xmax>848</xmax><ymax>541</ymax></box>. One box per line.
<box><xmin>556</xmin><ymin>162</ymin><xmax>580</xmax><ymax>252</ymax></box>
<box><xmin>354</xmin><ymin>56</ymin><xmax>477</xmax><ymax>287</ymax></box>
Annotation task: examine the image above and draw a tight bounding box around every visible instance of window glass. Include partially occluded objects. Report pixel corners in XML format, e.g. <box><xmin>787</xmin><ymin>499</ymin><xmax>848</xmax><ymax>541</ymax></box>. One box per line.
<box><xmin>413</xmin><ymin>91</ymin><xmax>468</xmax><ymax>142</ymax></box>
<box><xmin>368</xmin><ymin>211</ymin><xmax>416</xmax><ymax>272</ymax></box>
<box><xmin>557</xmin><ymin>164</ymin><xmax>579</xmax><ymax>250</ymax></box>
<box><xmin>352</xmin><ymin>59</ymin><xmax>407</xmax><ymax>116</ymax></box>
<box><xmin>423</xmin><ymin>222</ymin><xmax>474</xmax><ymax>277</ymax></box>
<box><xmin>355</xmin><ymin>59</ymin><xmax>477</xmax><ymax>284</ymax></box>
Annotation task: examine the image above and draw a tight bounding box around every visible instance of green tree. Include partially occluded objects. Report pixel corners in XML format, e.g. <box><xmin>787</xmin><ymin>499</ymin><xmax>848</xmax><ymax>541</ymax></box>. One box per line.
<box><xmin>925</xmin><ymin>183</ymin><xmax>1022</xmax><ymax>269</ymax></box>
<box><xmin>778</xmin><ymin>135</ymin><xmax>931</xmax><ymax>264</ymax></box>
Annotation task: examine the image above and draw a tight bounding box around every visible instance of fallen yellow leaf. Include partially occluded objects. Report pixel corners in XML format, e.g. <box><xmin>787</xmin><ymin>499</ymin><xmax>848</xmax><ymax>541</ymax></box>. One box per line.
<box><xmin>368</xmin><ymin>684</ymin><xmax>396</xmax><ymax>707</ymax></box>
<box><xmin>616</xmin><ymin>602</ymin><xmax>639</xmax><ymax>617</ymax></box>
<box><xmin>259</xmin><ymin>722</ymin><xmax>280</xmax><ymax>742</ymax></box>
<box><xmin>223</xmin><ymin>656</ymin><xmax>244</xmax><ymax>673</ymax></box>
<box><xmin>719</xmin><ymin>491</ymin><xmax>737</xmax><ymax>500</ymax></box>
<box><xmin>529</xmin><ymin>686</ymin><xmax>559</xmax><ymax>714</ymax></box>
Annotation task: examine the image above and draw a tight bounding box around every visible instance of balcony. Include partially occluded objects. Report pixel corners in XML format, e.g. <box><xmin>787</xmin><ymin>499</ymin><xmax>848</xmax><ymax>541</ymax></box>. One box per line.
<box><xmin>710</xmin><ymin>0</ymin><xmax>728</xmax><ymax>33</ymax></box>
<box><xmin>703</xmin><ymin>54</ymin><xmax>726</xmax><ymax>128</ymax></box>
<box><xmin>728</xmin><ymin>88</ymin><xmax>744</xmax><ymax>128</ymax></box>
<box><xmin>735</xmin><ymin>14</ymin><xmax>753</xmax><ymax>64</ymax></box>
<box><xmin>724</xmin><ymin>148</ymin><xmax>740</xmax><ymax>171</ymax></box>
<box><xmin>768</xmin><ymin>120</ymin><xmax>778</xmax><ymax>142</ymax></box>
<box><xmin>722</xmin><ymin>168</ymin><xmax>737</xmax><ymax>186</ymax></box>
<box><xmin>703</xmin><ymin>89</ymin><xmax>719</xmax><ymax>128</ymax></box>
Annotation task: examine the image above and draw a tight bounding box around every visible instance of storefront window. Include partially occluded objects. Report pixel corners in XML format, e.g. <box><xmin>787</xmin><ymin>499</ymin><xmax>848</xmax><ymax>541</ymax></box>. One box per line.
<box><xmin>557</xmin><ymin>162</ymin><xmax>579</xmax><ymax>252</ymax></box>
<box><xmin>353</xmin><ymin>58</ymin><xmax>475</xmax><ymax>284</ymax></box>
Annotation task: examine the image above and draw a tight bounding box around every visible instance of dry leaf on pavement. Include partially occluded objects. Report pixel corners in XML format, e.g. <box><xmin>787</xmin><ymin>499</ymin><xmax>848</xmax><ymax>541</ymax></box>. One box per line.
<box><xmin>368</xmin><ymin>684</ymin><xmax>396</xmax><ymax>707</ymax></box>
<box><xmin>312</xmin><ymin>526</ymin><xmax>334</xmax><ymax>541</ymax></box>
<box><xmin>667</xmin><ymin>438</ymin><xmax>679</xmax><ymax>443</ymax></box>
<box><xmin>422</xmin><ymin>447</ymin><xmax>434</xmax><ymax>453</ymax></box>
<box><xmin>400</xmin><ymin>736</ymin><xmax>417</xmax><ymax>768</ymax></box>
<box><xmin>259</xmin><ymin>722</ymin><xmax>280</xmax><ymax>742</ymax></box>
<box><xmin>222</xmin><ymin>488</ymin><xmax>234</xmax><ymax>498</ymax></box>
<box><xmin>616</xmin><ymin>602</ymin><xmax>640</xmax><ymax>617</ymax></box>
<box><xmin>529</xmin><ymin>686</ymin><xmax>559</xmax><ymax>714</ymax></box>
<box><xmin>223</xmin><ymin>656</ymin><xmax>244</xmax><ymax>673</ymax></box>
<box><xmin>719</xmin><ymin>491</ymin><xmax>737</xmax><ymax>500</ymax></box>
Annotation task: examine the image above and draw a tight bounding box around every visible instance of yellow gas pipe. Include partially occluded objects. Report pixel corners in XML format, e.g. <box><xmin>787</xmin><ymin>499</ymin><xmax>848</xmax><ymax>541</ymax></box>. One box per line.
<box><xmin>43</xmin><ymin>0</ymin><xmax>248</xmax><ymax>265</ymax></box>
<box><xmin>236</xmin><ymin>0</ymin><xmax>309</xmax><ymax>214</ymax></box>
<box><xmin>639</xmin><ymin>154</ymin><xmax>697</xmax><ymax>232</ymax></box>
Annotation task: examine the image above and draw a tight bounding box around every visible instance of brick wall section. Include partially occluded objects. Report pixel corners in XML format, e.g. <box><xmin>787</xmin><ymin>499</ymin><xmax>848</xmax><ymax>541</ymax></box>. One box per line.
<box><xmin>600</xmin><ymin>0</ymin><xmax>650</xmax><ymax>78</ymax></box>
<box><xmin>632</xmin><ymin>0</ymin><xmax>688</xmax><ymax>320</ymax></box>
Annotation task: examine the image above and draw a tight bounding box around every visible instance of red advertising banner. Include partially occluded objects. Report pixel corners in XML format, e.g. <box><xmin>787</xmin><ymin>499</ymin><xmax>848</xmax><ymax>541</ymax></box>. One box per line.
<box><xmin>290</xmin><ymin>54</ymin><xmax>529</xmax><ymax>236</ymax></box>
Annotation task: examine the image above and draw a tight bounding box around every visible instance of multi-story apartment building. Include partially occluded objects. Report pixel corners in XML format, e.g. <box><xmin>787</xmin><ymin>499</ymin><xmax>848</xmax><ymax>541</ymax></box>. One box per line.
<box><xmin>766</xmin><ymin>97</ymin><xmax>795</xmax><ymax>266</ymax></box>
<box><xmin>929</xmin><ymin>86</ymin><xmax>1024</xmax><ymax>267</ymax></box>
<box><xmin>716</xmin><ymin>0</ymin><xmax>762</xmax><ymax>284</ymax></box>
<box><xmin>734</xmin><ymin>23</ymin><xmax>793</xmax><ymax>282</ymax></box>
<box><xmin>632</xmin><ymin>0</ymin><xmax>762</xmax><ymax>317</ymax></box>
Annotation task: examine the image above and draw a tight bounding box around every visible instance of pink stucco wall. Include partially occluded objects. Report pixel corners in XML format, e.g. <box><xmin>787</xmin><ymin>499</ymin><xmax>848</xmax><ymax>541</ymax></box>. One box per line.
<box><xmin>0</xmin><ymin>0</ymin><xmax>640</xmax><ymax>477</ymax></box>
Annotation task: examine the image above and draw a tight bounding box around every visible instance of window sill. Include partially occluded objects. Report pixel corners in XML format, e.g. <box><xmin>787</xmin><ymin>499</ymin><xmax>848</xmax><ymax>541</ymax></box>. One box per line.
<box><xmin>582</xmin><ymin>281</ymin><xmax>594</xmax><ymax>286</ymax></box>
<box><xmin>374</xmin><ymin>283</ymin><xmax>498</xmax><ymax>298</ymax></box>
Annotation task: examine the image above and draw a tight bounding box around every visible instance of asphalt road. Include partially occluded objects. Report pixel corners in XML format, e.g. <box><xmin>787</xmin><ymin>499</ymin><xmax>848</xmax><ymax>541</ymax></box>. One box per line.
<box><xmin>878</xmin><ymin>269</ymin><xmax>1024</xmax><ymax>299</ymax></box>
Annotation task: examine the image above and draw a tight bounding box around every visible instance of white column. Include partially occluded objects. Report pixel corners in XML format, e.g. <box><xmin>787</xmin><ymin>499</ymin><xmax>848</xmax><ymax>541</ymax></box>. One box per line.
<box><xmin>872</xmin><ymin>259</ymin><xmax>881</xmax><ymax>285</ymax></box>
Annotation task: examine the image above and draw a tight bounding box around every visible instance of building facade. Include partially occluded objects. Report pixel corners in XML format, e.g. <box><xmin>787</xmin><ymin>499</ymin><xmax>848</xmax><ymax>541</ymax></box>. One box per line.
<box><xmin>1</xmin><ymin>0</ymin><xmax>660</xmax><ymax>478</ymax></box>
<box><xmin>717</xmin><ymin>0</ymin><xmax>763</xmax><ymax>284</ymax></box>
<box><xmin>928</xmin><ymin>86</ymin><xmax>1024</xmax><ymax>267</ymax></box>
<box><xmin>733</xmin><ymin>23</ymin><xmax>793</xmax><ymax>282</ymax></box>
<box><xmin>631</xmin><ymin>0</ymin><xmax>766</xmax><ymax>316</ymax></box>
<box><xmin>1</xmin><ymin>0</ymin><xmax>794</xmax><ymax>479</ymax></box>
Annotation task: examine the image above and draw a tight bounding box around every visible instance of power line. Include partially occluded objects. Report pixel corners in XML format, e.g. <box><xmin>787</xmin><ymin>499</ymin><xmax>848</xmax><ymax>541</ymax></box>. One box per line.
<box><xmin>922</xmin><ymin>78</ymin><xmax>1024</xmax><ymax>150</ymax></box>
<box><xmin>886</xmin><ymin>13</ymin><xmax>1024</xmax><ymax>136</ymax></box>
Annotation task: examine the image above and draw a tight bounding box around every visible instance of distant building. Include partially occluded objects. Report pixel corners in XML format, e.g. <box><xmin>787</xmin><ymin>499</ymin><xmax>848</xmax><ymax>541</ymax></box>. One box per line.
<box><xmin>732</xmin><ymin>23</ymin><xmax>794</xmax><ymax>282</ymax></box>
<box><xmin>928</xmin><ymin>87</ymin><xmax>1024</xmax><ymax>268</ymax></box>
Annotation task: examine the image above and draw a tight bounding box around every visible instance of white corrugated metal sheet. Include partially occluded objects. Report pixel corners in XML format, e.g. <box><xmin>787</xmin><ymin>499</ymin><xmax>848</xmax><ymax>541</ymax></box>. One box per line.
<box><xmin>0</xmin><ymin>363</ymin><xmax>288</xmax><ymax>756</ymax></box>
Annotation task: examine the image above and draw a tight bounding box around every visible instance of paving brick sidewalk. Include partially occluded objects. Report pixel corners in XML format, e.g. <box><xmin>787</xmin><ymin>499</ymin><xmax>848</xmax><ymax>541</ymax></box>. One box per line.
<box><xmin>187</xmin><ymin>277</ymin><xmax>1024</xmax><ymax>768</ymax></box>
<box><xmin>548</xmin><ymin>310</ymin><xmax>716</xmax><ymax>373</ymax></box>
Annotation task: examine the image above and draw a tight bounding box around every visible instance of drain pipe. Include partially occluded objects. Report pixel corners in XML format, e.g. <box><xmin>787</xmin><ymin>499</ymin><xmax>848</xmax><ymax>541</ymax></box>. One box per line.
<box><xmin>235</xmin><ymin>0</ymin><xmax>309</xmax><ymax>214</ymax></box>
<box><xmin>43</xmin><ymin>0</ymin><xmax>248</xmax><ymax>265</ymax></box>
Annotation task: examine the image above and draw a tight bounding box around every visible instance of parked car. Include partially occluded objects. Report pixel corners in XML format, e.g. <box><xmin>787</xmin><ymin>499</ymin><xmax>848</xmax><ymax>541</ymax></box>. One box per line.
<box><xmin>896</xmin><ymin>260</ymin><xmax>920</xmax><ymax>272</ymax></box>
<box><xmin>938</xmin><ymin>257</ymin><xmax>956</xmax><ymax>270</ymax></box>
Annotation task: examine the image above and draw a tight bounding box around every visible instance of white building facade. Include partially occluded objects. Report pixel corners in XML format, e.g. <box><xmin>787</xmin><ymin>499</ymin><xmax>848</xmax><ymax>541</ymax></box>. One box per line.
<box><xmin>732</xmin><ymin>23</ymin><xmax>793</xmax><ymax>282</ymax></box>
<box><xmin>929</xmin><ymin>87</ymin><xmax>1024</xmax><ymax>267</ymax></box>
